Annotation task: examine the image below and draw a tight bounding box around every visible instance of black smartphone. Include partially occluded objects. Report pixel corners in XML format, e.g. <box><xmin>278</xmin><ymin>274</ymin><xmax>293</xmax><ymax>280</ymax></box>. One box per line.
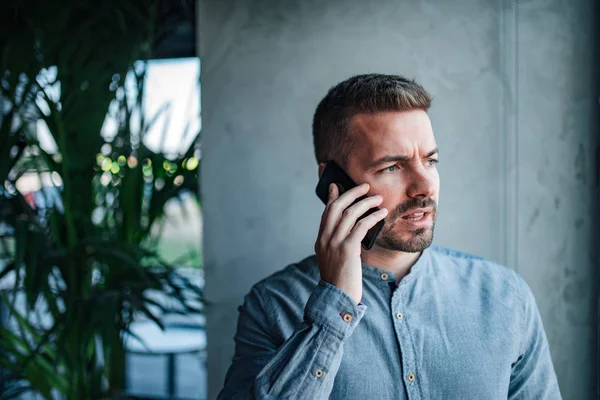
<box><xmin>315</xmin><ymin>161</ymin><xmax>385</xmax><ymax>250</ymax></box>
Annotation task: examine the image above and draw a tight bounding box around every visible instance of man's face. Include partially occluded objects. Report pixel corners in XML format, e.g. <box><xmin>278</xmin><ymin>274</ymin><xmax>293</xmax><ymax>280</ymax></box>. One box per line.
<box><xmin>345</xmin><ymin>110</ymin><xmax>440</xmax><ymax>253</ymax></box>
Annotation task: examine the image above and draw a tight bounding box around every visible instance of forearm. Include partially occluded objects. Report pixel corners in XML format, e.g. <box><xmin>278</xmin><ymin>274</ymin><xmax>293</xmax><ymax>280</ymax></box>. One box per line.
<box><xmin>254</xmin><ymin>280</ymin><xmax>366</xmax><ymax>399</ymax></box>
<box><xmin>219</xmin><ymin>280</ymin><xmax>366</xmax><ymax>400</ymax></box>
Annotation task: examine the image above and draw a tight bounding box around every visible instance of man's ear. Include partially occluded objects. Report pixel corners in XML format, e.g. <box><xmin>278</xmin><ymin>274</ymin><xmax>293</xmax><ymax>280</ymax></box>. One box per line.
<box><xmin>318</xmin><ymin>163</ymin><xmax>326</xmax><ymax>178</ymax></box>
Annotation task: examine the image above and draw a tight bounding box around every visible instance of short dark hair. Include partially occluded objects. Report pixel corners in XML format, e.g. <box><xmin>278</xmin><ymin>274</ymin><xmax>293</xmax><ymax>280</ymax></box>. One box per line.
<box><xmin>312</xmin><ymin>73</ymin><xmax>432</xmax><ymax>165</ymax></box>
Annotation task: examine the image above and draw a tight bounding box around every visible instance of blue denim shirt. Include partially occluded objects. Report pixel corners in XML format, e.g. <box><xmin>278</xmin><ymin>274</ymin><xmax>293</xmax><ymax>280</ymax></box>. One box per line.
<box><xmin>218</xmin><ymin>245</ymin><xmax>561</xmax><ymax>399</ymax></box>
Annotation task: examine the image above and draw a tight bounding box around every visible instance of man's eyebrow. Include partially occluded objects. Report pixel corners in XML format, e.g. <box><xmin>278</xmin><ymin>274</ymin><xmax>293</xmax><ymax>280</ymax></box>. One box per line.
<box><xmin>424</xmin><ymin>147</ymin><xmax>439</xmax><ymax>158</ymax></box>
<box><xmin>369</xmin><ymin>147</ymin><xmax>439</xmax><ymax>168</ymax></box>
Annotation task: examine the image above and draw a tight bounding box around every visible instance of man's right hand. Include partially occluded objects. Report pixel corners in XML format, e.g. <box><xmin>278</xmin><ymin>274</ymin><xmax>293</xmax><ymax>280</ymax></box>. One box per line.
<box><xmin>314</xmin><ymin>183</ymin><xmax>388</xmax><ymax>305</ymax></box>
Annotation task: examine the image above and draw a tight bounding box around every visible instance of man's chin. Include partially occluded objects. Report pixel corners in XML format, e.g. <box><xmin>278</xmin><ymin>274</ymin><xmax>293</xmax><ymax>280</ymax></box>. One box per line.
<box><xmin>375</xmin><ymin>227</ymin><xmax>434</xmax><ymax>253</ymax></box>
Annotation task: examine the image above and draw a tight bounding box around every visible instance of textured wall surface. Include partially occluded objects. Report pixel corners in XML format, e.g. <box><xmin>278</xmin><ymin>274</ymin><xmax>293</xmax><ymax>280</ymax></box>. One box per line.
<box><xmin>198</xmin><ymin>0</ymin><xmax>598</xmax><ymax>398</ymax></box>
<box><xmin>516</xmin><ymin>0</ymin><xmax>598</xmax><ymax>397</ymax></box>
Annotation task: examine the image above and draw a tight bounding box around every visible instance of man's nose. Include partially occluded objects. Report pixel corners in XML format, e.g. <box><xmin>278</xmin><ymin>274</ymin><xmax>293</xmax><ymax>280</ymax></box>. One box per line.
<box><xmin>406</xmin><ymin>170</ymin><xmax>436</xmax><ymax>199</ymax></box>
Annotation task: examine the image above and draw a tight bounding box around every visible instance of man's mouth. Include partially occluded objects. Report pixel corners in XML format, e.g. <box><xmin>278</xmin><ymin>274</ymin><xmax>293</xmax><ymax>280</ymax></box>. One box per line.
<box><xmin>402</xmin><ymin>212</ymin><xmax>426</xmax><ymax>221</ymax></box>
<box><xmin>400</xmin><ymin>208</ymin><xmax>433</xmax><ymax>219</ymax></box>
<box><xmin>398</xmin><ymin>208</ymin><xmax>434</xmax><ymax>226</ymax></box>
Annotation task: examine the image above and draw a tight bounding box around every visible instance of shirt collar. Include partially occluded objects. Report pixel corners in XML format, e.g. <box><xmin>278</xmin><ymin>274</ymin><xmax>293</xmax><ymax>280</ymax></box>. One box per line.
<box><xmin>361</xmin><ymin>245</ymin><xmax>433</xmax><ymax>286</ymax></box>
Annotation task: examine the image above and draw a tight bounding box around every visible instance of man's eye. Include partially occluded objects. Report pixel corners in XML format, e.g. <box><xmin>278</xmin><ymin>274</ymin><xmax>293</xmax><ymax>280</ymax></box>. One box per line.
<box><xmin>426</xmin><ymin>159</ymin><xmax>439</xmax><ymax>166</ymax></box>
<box><xmin>380</xmin><ymin>165</ymin><xmax>399</xmax><ymax>173</ymax></box>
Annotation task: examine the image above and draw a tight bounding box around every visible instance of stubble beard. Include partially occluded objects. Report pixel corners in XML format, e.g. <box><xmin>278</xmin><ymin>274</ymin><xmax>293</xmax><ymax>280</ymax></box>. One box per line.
<box><xmin>375</xmin><ymin>198</ymin><xmax>437</xmax><ymax>253</ymax></box>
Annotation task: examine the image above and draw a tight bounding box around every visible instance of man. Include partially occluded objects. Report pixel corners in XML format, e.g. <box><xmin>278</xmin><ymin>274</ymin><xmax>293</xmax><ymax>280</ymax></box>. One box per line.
<box><xmin>218</xmin><ymin>74</ymin><xmax>561</xmax><ymax>399</ymax></box>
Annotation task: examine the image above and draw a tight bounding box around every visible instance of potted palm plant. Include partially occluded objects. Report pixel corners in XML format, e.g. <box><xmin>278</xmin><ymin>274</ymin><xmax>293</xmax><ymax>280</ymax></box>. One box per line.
<box><xmin>0</xmin><ymin>1</ymin><xmax>204</xmax><ymax>398</ymax></box>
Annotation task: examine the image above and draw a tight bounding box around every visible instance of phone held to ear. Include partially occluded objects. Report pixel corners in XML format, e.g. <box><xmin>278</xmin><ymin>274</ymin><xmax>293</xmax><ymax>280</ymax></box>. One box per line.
<box><xmin>315</xmin><ymin>161</ymin><xmax>385</xmax><ymax>250</ymax></box>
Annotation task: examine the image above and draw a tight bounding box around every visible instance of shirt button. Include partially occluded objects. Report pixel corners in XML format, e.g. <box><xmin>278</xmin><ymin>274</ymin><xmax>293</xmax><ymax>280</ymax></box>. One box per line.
<box><xmin>396</xmin><ymin>312</ymin><xmax>403</xmax><ymax>320</ymax></box>
<box><xmin>407</xmin><ymin>372</ymin><xmax>416</xmax><ymax>382</ymax></box>
<box><xmin>342</xmin><ymin>313</ymin><xmax>353</xmax><ymax>323</ymax></box>
<box><xmin>380</xmin><ymin>273</ymin><xmax>389</xmax><ymax>280</ymax></box>
<box><xmin>314</xmin><ymin>369</ymin><xmax>324</xmax><ymax>378</ymax></box>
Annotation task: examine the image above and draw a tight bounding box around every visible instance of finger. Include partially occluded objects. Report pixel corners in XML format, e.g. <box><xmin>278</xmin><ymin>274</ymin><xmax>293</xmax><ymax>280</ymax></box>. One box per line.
<box><xmin>319</xmin><ymin>183</ymin><xmax>338</xmax><ymax>233</ymax></box>
<box><xmin>331</xmin><ymin>183</ymin><xmax>370</xmax><ymax>210</ymax></box>
<box><xmin>327</xmin><ymin>183</ymin><xmax>339</xmax><ymax>205</ymax></box>
<box><xmin>331</xmin><ymin>195</ymin><xmax>384</xmax><ymax>243</ymax></box>
<box><xmin>345</xmin><ymin>208</ymin><xmax>388</xmax><ymax>245</ymax></box>
<box><xmin>317</xmin><ymin>183</ymin><xmax>339</xmax><ymax>245</ymax></box>
<box><xmin>321</xmin><ymin>183</ymin><xmax>370</xmax><ymax>237</ymax></box>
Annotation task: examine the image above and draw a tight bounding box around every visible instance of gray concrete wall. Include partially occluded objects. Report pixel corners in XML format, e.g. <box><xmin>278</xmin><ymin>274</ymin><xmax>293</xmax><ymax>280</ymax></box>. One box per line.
<box><xmin>198</xmin><ymin>0</ymin><xmax>598</xmax><ymax>399</ymax></box>
<box><xmin>516</xmin><ymin>1</ymin><xmax>598</xmax><ymax>398</ymax></box>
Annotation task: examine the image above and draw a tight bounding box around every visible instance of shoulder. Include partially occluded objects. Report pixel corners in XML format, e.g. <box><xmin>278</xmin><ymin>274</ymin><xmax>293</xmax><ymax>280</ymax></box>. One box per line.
<box><xmin>429</xmin><ymin>244</ymin><xmax>518</xmax><ymax>281</ymax></box>
<box><xmin>428</xmin><ymin>244</ymin><xmax>527</xmax><ymax>307</ymax></box>
<box><xmin>429</xmin><ymin>244</ymin><xmax>488</xmax><ymax>264</ymax></box>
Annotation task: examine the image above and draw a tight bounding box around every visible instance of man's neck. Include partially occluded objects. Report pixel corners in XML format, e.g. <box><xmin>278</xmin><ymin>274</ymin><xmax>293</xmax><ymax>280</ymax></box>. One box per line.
<box><xmin>360</xmin><ymin>246</ymin><xmax>423</xmax><ymax>284</ymax></box>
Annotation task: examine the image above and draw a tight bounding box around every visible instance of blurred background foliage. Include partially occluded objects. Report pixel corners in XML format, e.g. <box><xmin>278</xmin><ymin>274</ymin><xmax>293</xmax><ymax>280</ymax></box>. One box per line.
<box><xmin>0</xmin><ymin>0</ymin><xmax>203</xmax><ymax>398</ymax></box>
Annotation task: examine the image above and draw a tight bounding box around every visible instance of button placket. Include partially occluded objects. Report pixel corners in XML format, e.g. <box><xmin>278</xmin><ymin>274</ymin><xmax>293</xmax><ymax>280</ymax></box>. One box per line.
<box><xmin>392</xmin><ymin>278</ymin><xmax>418</xmax><ymax>393</ymax></box>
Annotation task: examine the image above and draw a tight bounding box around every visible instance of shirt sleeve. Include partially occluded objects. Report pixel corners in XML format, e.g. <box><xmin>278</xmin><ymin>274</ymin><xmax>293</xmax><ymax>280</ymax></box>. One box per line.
<box><xmin>217</xmin><ymin>279</ymin><xmax>367</xmax><ymax>400</ymax></box>
<box><xmin>508</xmin><ymin>272</ymin><xmax>562</xmax><ymax>400</ymax></box>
